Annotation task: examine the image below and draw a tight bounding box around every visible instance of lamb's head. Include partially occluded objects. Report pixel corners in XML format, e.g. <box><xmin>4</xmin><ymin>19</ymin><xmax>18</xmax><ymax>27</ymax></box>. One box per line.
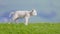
<box><xmin>31</xmin><ymin>9</ymin><xmax>37</xmax><ymax>16</ymax></box>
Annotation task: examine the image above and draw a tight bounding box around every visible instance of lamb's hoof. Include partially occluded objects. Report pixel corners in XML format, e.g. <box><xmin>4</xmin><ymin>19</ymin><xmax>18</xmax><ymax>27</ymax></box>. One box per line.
<box><xmin>25</xmin><ymin>23</ymin><xmax>28</xmax><ymax>25</ymax></box>
<box><xmin>16</xmin><ymin>22</ymin><xmax>19</xmax><ymax>24</ymax></box>
<box><xmin>8</xmin><ymin>23</ymin><xmax>10</xmax><ymax>24</ymax></box>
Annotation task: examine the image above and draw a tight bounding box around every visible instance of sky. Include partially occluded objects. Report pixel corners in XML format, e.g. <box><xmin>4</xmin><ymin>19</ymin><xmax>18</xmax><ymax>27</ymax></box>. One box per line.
<box><xmin>0</xmin><ymin>0</ymin><xmax>60</xmax><ymax>22</ymax></box>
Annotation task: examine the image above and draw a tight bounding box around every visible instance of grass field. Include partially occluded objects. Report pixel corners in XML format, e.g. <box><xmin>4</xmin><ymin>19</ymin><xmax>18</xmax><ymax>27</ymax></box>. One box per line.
<box><xmin>0</xmin><ymin>23</ymin><xmax>60</xmax><ymax>34</ymax></box>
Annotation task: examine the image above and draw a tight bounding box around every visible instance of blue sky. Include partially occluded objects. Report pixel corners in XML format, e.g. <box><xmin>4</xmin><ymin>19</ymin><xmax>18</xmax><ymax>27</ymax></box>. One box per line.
<box><xmin>0</xmin><ymin>0</ymin><xmax>60</xmax><ymax>22</ymax></box>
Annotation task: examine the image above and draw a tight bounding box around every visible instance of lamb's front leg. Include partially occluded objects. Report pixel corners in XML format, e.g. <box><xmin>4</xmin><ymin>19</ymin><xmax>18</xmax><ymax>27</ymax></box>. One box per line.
<box><xmin>25</xmin><ymin>17</ymin><xmax>29</xmax><ymax>25</ymax></box>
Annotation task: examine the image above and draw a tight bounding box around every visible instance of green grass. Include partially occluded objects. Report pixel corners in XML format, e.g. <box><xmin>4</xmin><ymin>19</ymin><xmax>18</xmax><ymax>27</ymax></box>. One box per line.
<box><xmin>0</xmin><ymin>23</ymin><xmax>60</xmax><ymax>34</ymax></box>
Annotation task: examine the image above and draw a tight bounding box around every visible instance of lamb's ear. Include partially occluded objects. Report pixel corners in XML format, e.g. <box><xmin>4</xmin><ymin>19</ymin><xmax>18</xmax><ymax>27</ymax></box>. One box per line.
<box><xmin>31</xmin><ymin>9</ymin><xmax>34</xmax><ymax>12</ymax></box>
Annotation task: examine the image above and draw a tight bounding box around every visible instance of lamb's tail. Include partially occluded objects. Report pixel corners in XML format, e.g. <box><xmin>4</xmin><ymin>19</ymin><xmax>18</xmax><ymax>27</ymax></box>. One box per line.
<box><xmin>9</xmin><ymin>12</ymin><xmax>15</xmax><ymax>17</ymax></box>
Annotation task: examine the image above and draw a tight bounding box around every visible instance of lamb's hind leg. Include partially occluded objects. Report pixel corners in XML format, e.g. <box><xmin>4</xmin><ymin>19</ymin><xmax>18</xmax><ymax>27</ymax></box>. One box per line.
<box><xmin>12</xmin><ymin>17</ymin><xmax>19</xmax><ymax>24</ymax></box>
<box><xmin>12</xmin><ymin>15</ymin><xmax>19</xmax><ymax>24</ymax></box>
